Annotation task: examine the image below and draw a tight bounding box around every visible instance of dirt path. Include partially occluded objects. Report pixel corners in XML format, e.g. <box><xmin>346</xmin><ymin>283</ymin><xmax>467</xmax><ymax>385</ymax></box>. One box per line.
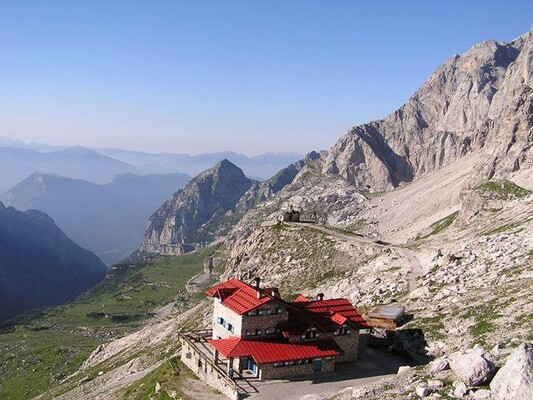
<box><xmin>295</xmin><ymin>222</ymin><xmax>423</xmax><ymax>297</ymax></box>
<box><xmin>395</xmin><ymin>247</ymin><xmax>423</xmax><ymax>298</ymax></box>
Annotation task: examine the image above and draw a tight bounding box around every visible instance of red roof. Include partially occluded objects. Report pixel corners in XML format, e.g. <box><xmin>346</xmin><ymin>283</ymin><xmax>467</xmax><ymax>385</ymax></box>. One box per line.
<box><xmin>205</xmin><ymin>279</ymin><xmax>274</xmax><ymax>315</ymax></box>
<box><xmin>293</xmin><ymin>294</ymin><xmax>310</xmax><ymax>302</ymax></box>
<box><xmin>208</xmin><ymin>337</ymin><xmax>342</xmax><ymax>364</ymax></box>
<box><xmin>290</xmin><ymin>298</ymin><xmax>369</xmax><ymax>330</ymax></box>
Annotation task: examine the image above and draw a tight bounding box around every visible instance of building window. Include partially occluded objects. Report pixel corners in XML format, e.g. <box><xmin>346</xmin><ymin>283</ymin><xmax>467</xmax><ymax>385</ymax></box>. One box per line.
<box><xmin>227</xmin><ymin>323</ymin><xmax>234</xmax><ymax>333</ymax></box>
<box><xmin>276</xmin><ymin>307</ymin><xmax>283</xmax><ymax>314</ymax></box>
<box><xmin>274</xmin><ymin>362</ymin><xmax>283</xmax><ymax>367</ymax></box>
<box><xmin>248</xmin><ymin>310</ymin><xmax>258</xmax><ymax>316</ymax></box>
<box><xmin>337</xmin><ymin>326</ymin><xmax>350</xmax><ymax>335</ymax></box>
<box><xmin>257</xmin><ymin>309</ymin><xmax>265</xmax><ymax>316</ymax></box>
<box><xmin>304</xmin><ymin>329</ymin><xmax>319</xmax><ymax>339</ymax></box>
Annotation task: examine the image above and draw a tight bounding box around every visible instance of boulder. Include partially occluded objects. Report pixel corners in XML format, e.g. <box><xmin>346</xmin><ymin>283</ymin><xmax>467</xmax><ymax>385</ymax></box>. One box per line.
<box><xmin>450</xmin><ymin>347</ymin><xmax>496</xmax><ymax>386</ymax></box>
<box><xmin>398</xmin><ymin>365</ymin><xmax>412</xmax><ymax>374</ymax></box>
<box><xmin>429</xmin><ymin>357</ymin><xmax>450</xmax><ymax>373</ymax></box>
<box><xmin>415</xmin><ymin>383</ymin><xmax>433</xmax><ymax>397</ymax></box>
<box><xmin>453</xmin><ymin>381</ymin><xmax>468</xmax><ymax>398</ymax></box>
<box><xmin>490</xmin><ymin>343</ymin><xmax>533</xmax><ymax>400</ymax></box>
<box><xmin>427</xmin><ymin>380</ymin><xmax>444</xmax><ymax>391</ymax></box>
<box><xmin>473</xmin><ymin>389</ymin><xmax>492</xmax><ymax>399</ymax></box>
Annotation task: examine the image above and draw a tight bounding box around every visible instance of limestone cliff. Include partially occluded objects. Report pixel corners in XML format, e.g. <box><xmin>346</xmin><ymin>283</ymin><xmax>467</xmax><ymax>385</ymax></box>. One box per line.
<box><xmin>323</xmin><ymin>28</ymin><xmax>533</xmax><ymax>192</ymax></box>
<box><xmin>141</xmin><ymin>160</ymin><xmax>254</xmax><ymax>255</ymax></box>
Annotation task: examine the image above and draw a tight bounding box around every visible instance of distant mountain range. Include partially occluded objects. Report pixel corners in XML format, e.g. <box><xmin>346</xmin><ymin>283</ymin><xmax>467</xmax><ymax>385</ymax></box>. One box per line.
<box><xmin>0</xmin><ymin>146</ymin><xmax>140</xmax><ymax>194</ymax></box>
<box><xmin>0</xmin><ymin>202</ymin><xmax>106</xmax><ymax>323</ymax></box>
<box><xmin>1</xmin><ymin>172</ymin><xmax>190</xmax><ymax>265</ymax></box>
<box><xmin>0</xmin><ymin>137</ymin><xmax>303</xmax><ymax>193</ymax></box>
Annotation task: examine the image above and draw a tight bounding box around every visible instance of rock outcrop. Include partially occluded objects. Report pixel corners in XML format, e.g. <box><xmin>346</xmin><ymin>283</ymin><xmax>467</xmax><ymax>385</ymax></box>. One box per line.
<box><xmin>490</xmin><ymin>343</ymin><xmax>533</xmax><ymax>400</ymax></box>
<box><xmin>141</xmin><ymin>159</ymin><xmax>254</xmax><ymax>255</ymax></box>
<box><xmin>0</xmin><ymin>202</ymin><xmax>107</xmax><ymax>323</ymax></box>
<box><xmin>449</xmin><ymin>347</ymin><xmax>496</xmax><ymax>386</ymax></box>
<box><xmin>322</xmin><ymin>28</ymin><xmax>533</xmax><ymax>192</ymax></box>
<box><xmin>141</xmin><ymin>154</ymin><xmax>321</xmax><ymax>256</ymax></box>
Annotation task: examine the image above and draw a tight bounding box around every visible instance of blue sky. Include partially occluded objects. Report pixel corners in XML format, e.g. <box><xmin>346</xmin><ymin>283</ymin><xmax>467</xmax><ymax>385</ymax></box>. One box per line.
<box><xmin>0</xmin><ymin>1</ymin><xmax>532</xmax><ymax>155</ymax></box>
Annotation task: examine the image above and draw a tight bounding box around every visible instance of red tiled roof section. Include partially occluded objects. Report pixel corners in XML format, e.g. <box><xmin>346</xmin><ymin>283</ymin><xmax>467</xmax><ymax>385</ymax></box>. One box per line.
<box><xmin>291</xmin><ymin>298</ymin><xmax>369</xmax><ymax>329</ymax></box>
<box><xmin>208</xmin><ymin>338</ymin><xmax>342</xmax><ymax>363</ymax></box>
<box><xmin>293</xmin><ymin>294</ymin><xmax>310</xmax><ymax>302</ymax></box>
<box><xmin>205</xmin><ymin>278</ymin><xmax>244</xmax><ymax>297</ymax></box>
<box><xmin>205</xmin><ymin>278</ymin><xmax>274</xmax><ymax>315</ymax></box>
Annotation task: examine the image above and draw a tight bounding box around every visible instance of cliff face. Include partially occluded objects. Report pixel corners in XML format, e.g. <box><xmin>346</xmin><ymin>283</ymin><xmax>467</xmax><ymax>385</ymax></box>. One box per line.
<box><xmin>0</xmin><ymin>202</ymin><xmax>107</xmax><ymax>323</ymax></box>
<box><xmin>141</xmin><ymin>160</ymin><xmax>254</xmax><ymax>255</ymax></box>
<box><xmin>323</xmin><ymin>29</ymin><xmax>533</xmax><ymax>192</ymax></box>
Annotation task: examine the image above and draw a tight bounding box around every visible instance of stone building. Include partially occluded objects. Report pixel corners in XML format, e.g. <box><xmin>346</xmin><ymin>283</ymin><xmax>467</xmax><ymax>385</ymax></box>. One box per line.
<box><xmin>279</xmin><ymin>209</ymin><xmax>301</xmax><ymax>222</ymax></box>
<box><xmin>181</xmin><ymin>278</ymin><xmax>368</xmax><ymax>382</ymax></box>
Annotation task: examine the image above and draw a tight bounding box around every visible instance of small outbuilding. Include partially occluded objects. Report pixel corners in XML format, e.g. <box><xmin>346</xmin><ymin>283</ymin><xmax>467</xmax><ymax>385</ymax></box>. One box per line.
<box><xmin>279</xmin><ymin>209</ymin><xmax>301</xmax><ymax>222</ymax></box>
<box><xmin>366</xmin><ymin>305</ymin><xmax>405</xmax><ymax>330</ymax></box>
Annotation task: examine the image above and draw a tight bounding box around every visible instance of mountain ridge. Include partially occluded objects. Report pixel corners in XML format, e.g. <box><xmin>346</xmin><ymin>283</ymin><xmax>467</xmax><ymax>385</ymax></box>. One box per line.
<box><xmin>322</xmin><ymin>28</ymin><xmax>533</xmax><ymax>193</ymax></box>
<box><xmin>0</xmin><ymin>202</ymin><xmax>107</xmax><ymax>323</ymax></box>
<box><xmin>1</xmin><ymin>172</ymin><xmax>190</xmax><ymax>265</ymax></box>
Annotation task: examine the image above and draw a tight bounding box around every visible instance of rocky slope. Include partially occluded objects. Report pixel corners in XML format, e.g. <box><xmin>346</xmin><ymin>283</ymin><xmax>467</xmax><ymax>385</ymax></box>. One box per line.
<box><xmin>0</xmin><ymin>202</ymin><xmax>107</xmax><ymax>323</ymax></box>
<box><xmin>322</xmin><ymin>28</ymin><xmax>533</xmax><ymax>193</ymax></box>
<box><xmin>140</xmin><ymin>153</ymin><xmax>320</xmax><ymax>256</ymax></box>
<box><xmin>141</xmin><ymin>160</ymin><xmax>255</xmax><ymax>255</ymax></box>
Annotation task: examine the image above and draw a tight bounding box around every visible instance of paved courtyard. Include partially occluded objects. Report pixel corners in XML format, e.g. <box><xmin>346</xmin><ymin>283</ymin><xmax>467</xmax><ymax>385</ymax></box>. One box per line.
<box><xmin>238</xmin><ymin>333</ymin><xmax>414</xmax><ymax>399</ymax></box>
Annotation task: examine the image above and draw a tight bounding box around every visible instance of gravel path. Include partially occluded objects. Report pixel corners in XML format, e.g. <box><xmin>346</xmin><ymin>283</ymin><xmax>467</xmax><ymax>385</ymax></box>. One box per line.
<box><xmin>297</xmin><ymin>222</ymin><xmax>423</xmax><ymax>297</ymax></box>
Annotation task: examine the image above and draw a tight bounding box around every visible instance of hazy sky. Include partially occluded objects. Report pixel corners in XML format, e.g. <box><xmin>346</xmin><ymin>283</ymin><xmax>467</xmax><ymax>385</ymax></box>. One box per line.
<box><xmin>0</xmin><ymin>1</ymin><xmax>532</xmax><ymax>155</ymax></box>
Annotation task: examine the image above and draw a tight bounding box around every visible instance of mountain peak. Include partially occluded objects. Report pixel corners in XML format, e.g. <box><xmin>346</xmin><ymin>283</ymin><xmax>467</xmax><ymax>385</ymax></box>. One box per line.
<box><xmin>141</xmin><ymin>160</ymin><xmax>253</xmax><ymax>255</ymax></box>
<box><xmin>213</xmin><ymin>158</ymin><xmax>242</xmax><ymax>172</ymax></box>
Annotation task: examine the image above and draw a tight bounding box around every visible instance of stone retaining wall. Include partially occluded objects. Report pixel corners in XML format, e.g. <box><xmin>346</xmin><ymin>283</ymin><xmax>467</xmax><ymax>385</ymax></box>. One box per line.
<box><xmin>180</xmin><ymin>335</ymin><xmax>239</xmax><ymax>400</ymax></box>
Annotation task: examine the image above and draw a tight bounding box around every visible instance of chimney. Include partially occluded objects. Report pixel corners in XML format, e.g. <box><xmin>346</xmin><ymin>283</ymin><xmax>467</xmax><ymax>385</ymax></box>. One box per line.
<box><xmin>254</xmin><ymin>277</ymin><xmax>261</xmax><ymax>299</ymax></box>
<box><xmin>317</xmin><ymin>293</ymin><xmax>324</xmax><ymax>301</ymax></box>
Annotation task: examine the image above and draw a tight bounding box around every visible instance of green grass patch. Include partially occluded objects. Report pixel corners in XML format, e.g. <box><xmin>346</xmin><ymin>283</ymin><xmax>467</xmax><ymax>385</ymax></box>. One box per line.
<box><xmin>271</xmin><ymin>223</ymin><xmax>288</xmax><ymax>232</ymax></box>
<box><xmin>0</xmin><ymin>246</ymin><xmax>218</xmax><ymax>400</ymax></box>
<box><xmin>484</xmin><ymin>218</ymin><xmax>531</xmax><ymax>236</ymax></box>
<box><xmin>475</xmin><ymin>180</ymin><xmax>531</xmax><ymax>201</ymax></box>
<box><xmin>307</xmin><ymin>269</ymin><xmax>345</xmax><ymax>289</ymax></box>
<box><xmin>343</xmin><ymin>218</ymin><xmax>367</xmax><ymax>232</ymax></box>
<box><xmin>413</xmin><ymin>314</ymin><xmax>446</xmax><ymax>340</ymax></box>
<box><xmin>120</xmin><ymin>358</ymin><xmax>197</xmax><ymax>400</ymax></box>
<box><xmin>417</xmin><ymin>211</ymin><xmax>458</xmax><ymax>240</ymax></box>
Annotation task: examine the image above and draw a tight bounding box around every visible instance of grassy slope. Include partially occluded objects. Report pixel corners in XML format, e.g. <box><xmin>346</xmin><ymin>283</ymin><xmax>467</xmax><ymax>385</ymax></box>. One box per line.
<box><xmin>0</xmin><ymin>246</ymin><xmax>219</xmax><ymax>400</ymax></box>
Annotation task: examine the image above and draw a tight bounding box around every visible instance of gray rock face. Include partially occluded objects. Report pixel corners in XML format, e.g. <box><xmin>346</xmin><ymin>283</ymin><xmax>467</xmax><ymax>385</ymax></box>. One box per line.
<box><xmin>322</xmin><ymin>28</ymin><xmax>533</xmax><ymax>192</ymax></box>
<box><xmin>450</xmin><ymin>347</ymin><xmax>496</xmax><ymax>386</ymax></box>
<box><xmin>490</xmin><ymin>343</ymin><xmax>533</xmax><ymax>400</ymax></box>
<box><xmin>141</xmin><ymin>160</ymin><xmax>254</xmax><ymax>255</ymax></box>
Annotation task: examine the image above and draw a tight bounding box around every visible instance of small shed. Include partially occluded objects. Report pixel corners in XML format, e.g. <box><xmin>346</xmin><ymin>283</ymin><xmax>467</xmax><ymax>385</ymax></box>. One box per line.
<box><xmin>366</xmin><ymin>305</ymin><xmax>405</xmax><ymax>330</ymax></box>
<box><xmin>280</xmin><ymin>209</ymin><xmax>301</xmax><ymax>222</ymax></box>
